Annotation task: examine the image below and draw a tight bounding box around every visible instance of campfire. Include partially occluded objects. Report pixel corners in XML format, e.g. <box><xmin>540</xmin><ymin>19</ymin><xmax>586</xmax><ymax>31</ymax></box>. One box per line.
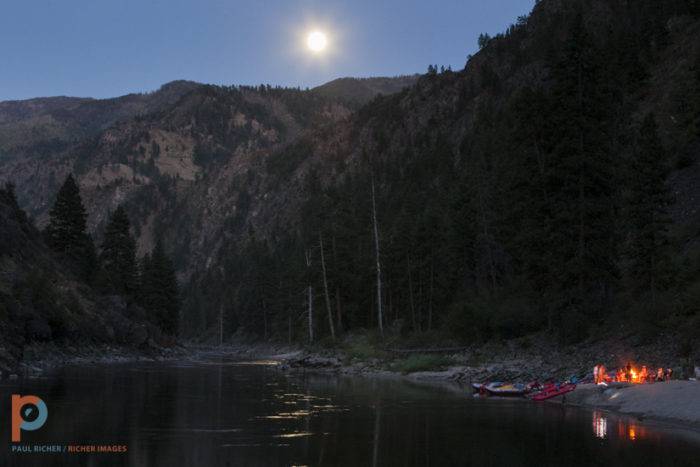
<box><xmin>593</xmin><ymin>363</ymin><xmax>671</xmax><ymax>384</ymax></box>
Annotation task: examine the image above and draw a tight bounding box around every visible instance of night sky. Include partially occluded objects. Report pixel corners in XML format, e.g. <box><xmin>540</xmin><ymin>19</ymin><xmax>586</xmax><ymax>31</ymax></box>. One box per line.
<box><xmin>1</xmin><ymin>0</ymin><xmax>535</xmax><ymax>100</ymax></box>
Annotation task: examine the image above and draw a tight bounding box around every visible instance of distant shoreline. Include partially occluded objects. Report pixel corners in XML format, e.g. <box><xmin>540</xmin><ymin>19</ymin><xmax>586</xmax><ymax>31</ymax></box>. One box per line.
<box><xmin>14</xmin><ymin>342</ymin><xmax>700</xmax><ymax>438</ymax></box>
<box><xmin>15</xmin><ymin>342</ymin><xmax>188</xmax><ymax>378</ymax></box>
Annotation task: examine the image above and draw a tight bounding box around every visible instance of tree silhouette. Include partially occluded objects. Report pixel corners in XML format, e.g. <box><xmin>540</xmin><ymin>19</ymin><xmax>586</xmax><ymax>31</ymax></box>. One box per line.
<box><xmin>139</xmin><ymin>241</ymin><xmax>180</xmax><ymax>334</ymax></box>
<box><xmin>100</xmin><ymin>206</ymin><xmax>137</xmax><ymax>296</ymax></box>
<box><xmin>45</xmin><ymin>174</ymin><xmax>97</xmax><ymax>281</ymax></box>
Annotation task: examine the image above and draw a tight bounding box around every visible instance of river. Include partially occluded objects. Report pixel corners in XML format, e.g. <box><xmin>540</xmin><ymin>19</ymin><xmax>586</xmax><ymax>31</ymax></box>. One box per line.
<box><xmin>1</xmin><ymin>355</ymin><xmax>698</xmax><ymax>466</ymax></box>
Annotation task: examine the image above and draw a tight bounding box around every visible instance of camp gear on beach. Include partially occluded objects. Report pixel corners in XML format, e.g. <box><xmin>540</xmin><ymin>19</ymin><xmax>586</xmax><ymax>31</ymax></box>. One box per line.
<box><xmin>529</xmin><ymin>382</ymin><xmax>577</xmax><ymax>401</ymax></box>
<box><xmin>482</xmin><ymin>382</ymin><xmax>530</xmax><ymax>397</ymax></box>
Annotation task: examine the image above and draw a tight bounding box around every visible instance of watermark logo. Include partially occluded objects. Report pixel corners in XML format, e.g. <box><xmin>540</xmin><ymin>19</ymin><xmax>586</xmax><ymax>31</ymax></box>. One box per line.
<box><xmin>11</xmin><ymin>395</ymin><xmax>48</xmax><ymax>442</ymax></box>
<box><xmin>8</xmin><ymin>395</ymin><xmax>127</xmax><ymax>455</ymax></box>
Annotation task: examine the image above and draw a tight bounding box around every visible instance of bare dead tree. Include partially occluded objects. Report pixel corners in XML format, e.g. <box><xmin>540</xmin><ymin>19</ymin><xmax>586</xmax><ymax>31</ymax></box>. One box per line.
<box><xmin>407</xmin><ymin>255</ymin><xmax>417</xmax><ymax>331</ymax></box>
<box><xmin>305</xmin><ymin>249</ymin><xmax>314</xmax><ymax>343</ymax></box>
<box><xmin>319</xmin><ymin>232</ymin><xmax>335</xmax><ymax>340</ymax></box>
<box><xmin>218</xmin><ymin>304</ymin><xmax>224</xmax><ymax>347</ymax></box>
<box><xmin>371</xmin><ymin>176</ymin><xmax>384</xmax><ymax>337</ymax></box>
<box><xmin>332</xmin><ymin>235</ymin><xmax>343</xmax><ymax>333</ymax></box>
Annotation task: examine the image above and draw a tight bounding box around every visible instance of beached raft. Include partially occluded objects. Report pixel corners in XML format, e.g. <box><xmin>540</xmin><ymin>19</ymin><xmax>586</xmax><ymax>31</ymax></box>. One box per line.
<box><xmin>472</xmin><ymin>381</ymin><xmax>577</xmax><ymax>400</ymax></box>
<box><xmin>473</xmin><ymin>382</ymin><xmax>531</xmax><ymax>397</ymax></box>
<box><xmin>529</xmin><ymin>382</ymin><xmax>577</xmax><ymax>401</ymax></box>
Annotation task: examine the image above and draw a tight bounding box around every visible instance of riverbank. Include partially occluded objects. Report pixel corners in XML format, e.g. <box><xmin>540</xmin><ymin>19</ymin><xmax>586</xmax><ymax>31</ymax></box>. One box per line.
<box><xmin>14</xmin><ymin>342</ymin><xmax>189</xmax><ymax>377</ymax></box>
<box><xmin>563</xmin><ymin>382</ymin><xmax>700</xmax><ymax>429</ymax></box>
<box><xmin>270</xmin><ymin>330</ymin><xmax>694</xmax><ymax>384</ymax></box>
<box><xmin>13</xmin><ymin>341</ymin><xmax>301</xmax><ymax>378</ymax></box>
<box><xmin>13</xmin><ymin>337</ymin><xmax>700</xmax><ymax>433</ymax></box>
<box><xmin>259</xmin><ymin>335</ymin><xmax>700</xmax><ymax>432</ymax></box>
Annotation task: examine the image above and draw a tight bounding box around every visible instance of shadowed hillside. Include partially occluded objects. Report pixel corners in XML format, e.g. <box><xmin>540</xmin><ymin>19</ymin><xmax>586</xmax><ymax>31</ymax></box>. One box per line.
<box><xmin>0</xmin><ymin>184</ymin><xmax>166</xmax><ymax>373</ymax></box>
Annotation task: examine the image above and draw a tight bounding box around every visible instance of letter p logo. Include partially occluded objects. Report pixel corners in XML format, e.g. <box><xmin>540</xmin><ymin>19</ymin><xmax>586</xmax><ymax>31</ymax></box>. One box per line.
<box><xmin>11</xmin><ymin>395</ymin><xmax>48</xmax><ymax>442</ymax></box>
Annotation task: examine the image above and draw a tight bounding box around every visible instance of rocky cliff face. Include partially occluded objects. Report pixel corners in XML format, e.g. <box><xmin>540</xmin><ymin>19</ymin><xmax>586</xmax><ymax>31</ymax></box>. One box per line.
<box><xmin>0</xmin><ymin>76</ymin><xmax>415</xmax><ymax>274</ymax></box>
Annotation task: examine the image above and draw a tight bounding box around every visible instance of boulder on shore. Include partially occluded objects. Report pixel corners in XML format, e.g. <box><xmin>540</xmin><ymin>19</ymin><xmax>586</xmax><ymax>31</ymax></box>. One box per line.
<box><xmin>289</xmin><ymin>355</ymin><xmax>342</xmax><ymax>369</ymax></box>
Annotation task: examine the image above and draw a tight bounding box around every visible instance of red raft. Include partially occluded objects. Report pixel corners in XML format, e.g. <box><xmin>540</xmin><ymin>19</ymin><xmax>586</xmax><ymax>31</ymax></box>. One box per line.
<box><xmin>529</xmin><ymin>382</ymin><xmax>576</xmax><ymax>401</ymax></box>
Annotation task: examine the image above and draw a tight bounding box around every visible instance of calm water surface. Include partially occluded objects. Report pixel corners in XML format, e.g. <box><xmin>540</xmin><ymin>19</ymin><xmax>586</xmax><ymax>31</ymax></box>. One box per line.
<box><xmin>1</xmin><ymin>356</ymin><xmax>698</xmax><ymax>466</ymax></box>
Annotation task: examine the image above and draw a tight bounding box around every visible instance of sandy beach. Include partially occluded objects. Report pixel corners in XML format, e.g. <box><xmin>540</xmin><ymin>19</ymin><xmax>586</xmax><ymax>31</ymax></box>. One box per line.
<box><xmin>563</xmin><ymin>381</ymin><xmax>700</xmax><ymax>429</ymax></box>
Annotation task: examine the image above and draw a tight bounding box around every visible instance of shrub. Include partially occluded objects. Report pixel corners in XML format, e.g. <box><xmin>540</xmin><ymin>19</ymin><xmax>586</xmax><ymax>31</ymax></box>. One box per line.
<box><xmin>391</xmin><ymin>354</ymin><xmax>453</xmax><ymax>374</ymax></box>
<box><xmin>443</xmin><ymin>299</ymin><xmax>492</xmax><ymax>343</ymax></box>
<box><xmin>399</xmin><ymin>330</ymin><xmax>453</xmax><ymax>348</ymax></box>
<box><xmin>342</xmin><ymin>332</ymin><xmax>388</xmax><ymax>361</ymax></box>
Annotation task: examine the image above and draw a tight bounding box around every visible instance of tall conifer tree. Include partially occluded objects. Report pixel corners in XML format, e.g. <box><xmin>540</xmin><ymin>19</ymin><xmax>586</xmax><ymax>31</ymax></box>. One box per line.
<box><xmin>139</xmin><ymin>241</ymin><xmax>180</xmax><ymax>334</ymax></box>
<box><xmin>546</xmin><ymin>12</ymin><xmax>619</xmax><ymax>323</ymax></box>
<box><xmin>100</xmin><ymin>206</ymin><xmax>137</xmax><ymax>295</ymax></box>
<box><xmin>45</xmin><ymin>174</ymin><xmax>97</xmax><ymax>281</ymax></box>
<box><xmin>625</xmin><ymin>114</ymin><xmax>672</xmax><ymax>304</ymax></box>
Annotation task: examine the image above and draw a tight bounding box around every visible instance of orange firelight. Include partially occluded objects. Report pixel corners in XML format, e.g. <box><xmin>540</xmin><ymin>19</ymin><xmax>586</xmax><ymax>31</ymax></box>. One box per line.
<box><xmin>596</xmin><ymin>363</ymin><xmax>662</xmax><ymax>384</ymax></box>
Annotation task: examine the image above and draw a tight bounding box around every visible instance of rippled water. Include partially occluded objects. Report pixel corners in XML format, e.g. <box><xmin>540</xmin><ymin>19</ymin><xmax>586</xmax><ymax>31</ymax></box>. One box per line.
<box><xmin>1</xmin><ymin>356</ymin><xmax>698</xmax><ymax>466</ymax></box>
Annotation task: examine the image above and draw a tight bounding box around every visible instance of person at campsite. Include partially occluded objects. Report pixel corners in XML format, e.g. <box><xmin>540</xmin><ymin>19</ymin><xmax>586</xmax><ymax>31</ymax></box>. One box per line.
<box><xmin>593</xmin><ymin>365</ymin><xmax>599</xmax><ymax>384</ymax></box>
<box><xmin>640</xmin><ymin>366</ymin><xmax>648</xmax><ymax>383</ymax></box>
<box><xmin>657</xmin><ymin>367</ymin><xmax>664</xmax><ymax>381</ymax></box>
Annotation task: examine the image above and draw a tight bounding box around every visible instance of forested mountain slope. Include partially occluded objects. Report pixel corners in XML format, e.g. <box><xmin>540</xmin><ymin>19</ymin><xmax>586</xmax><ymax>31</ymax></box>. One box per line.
<box><xmin>0</xmin><ymin>184</ymin><xmax>164</xmax><ymax>373</ymax></box>
<box><xmin>0</xmin><ymin>80</ymin><xmax>201</xmax><ymax>157</ymax></box>
<box><xmin>190</xmin><ymin>0</ymin><xmax>700</xmax><ymax>344</ymax></box>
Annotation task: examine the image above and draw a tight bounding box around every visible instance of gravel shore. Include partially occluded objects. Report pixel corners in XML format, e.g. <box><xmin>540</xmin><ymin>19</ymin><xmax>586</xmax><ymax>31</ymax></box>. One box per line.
<box><xmin>563</xmin><ymin>381</ymin><xmax>700</xmax><ymax>429</ymax></box>
<box><xmin>269</xmin><ymin>349</ymin><xmax>700</xmax><ymax>432</ymax></box>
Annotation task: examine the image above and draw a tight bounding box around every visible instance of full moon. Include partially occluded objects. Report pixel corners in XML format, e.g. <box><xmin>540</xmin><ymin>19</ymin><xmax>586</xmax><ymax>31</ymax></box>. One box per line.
<box><xmin>307</xmin><ymin>31</ymin><xmax>328</xmax><ymax>53</ymax></box>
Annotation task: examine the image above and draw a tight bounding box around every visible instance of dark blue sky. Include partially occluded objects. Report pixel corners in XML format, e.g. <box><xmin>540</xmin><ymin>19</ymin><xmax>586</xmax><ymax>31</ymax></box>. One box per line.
<box><xmin>1</xmin><ymin>0</ymin><xmax>535</xmax><ymax>101</ymax></box>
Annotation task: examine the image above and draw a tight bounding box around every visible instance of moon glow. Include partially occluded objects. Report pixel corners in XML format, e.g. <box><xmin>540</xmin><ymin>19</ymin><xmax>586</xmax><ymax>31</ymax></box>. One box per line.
<box><xmin>307</xmin><ymin>31</ymin><xmax>328</xmax><ymax>53</ymax></box>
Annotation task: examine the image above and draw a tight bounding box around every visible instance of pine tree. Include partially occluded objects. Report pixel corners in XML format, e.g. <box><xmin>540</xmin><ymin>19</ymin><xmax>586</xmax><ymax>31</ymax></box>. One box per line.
<box><xmin>444</xmin><ymin>171</ymin><xmax>478</xmax><ymax>297</ymax></box>
<box><xmin>689</xmin><ymin>52</ymin><xmax>700</xmax><ymax>139</ymax></box>
<box><xmin>46</xmin><ymin>174</ymin><xmax>86</xmax><ymax>252</ymax></box>
<box><xmin>546</xmin><ymin>13</ymin><xmax>619</xmax><ymax>323</ymax></box>
<box><xmin>692</xmin><ymin>0</ymin><xmax>700</xmax><ymax>16</ymax></box>
<box><xmin>45</xmin><ymin>174</ymin><xmax>97</xmax><ymax>281</ymax></box>
<box><xmin>478</xmin><ymin>33</ymin><xmax>491</xmax><ymax>50</ymax></box>
<box><xmin>100</xmin><ymin>206</ymin><xmax>137</xmax><ymax>295</ymax></box>
<box><xmin>0</xmin><ymin>182</ymin><xmax>28</xmax><ymax>225</ymax></box>
<box><xmin>503</xmin><ymin>87</ymin><xmax>556</xmax><ymax>324</ymax></box>
<box><xmin>139</xmin><ymin>241</ymin><xmax>180</xmax><ymax>334</ymax></box>
<box><xmin>625</xmin><ymin>114</ymin><xmax>672</xmax><ymax>304</ymax></box>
